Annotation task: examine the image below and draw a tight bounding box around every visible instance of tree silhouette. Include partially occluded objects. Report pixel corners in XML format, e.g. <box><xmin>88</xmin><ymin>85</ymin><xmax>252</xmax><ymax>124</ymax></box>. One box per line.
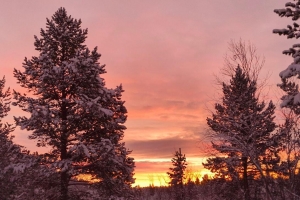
<box><xmin>204</xmin><ymin>66</ymin><xmax>278</xmax><ymax>200</ymax></box>
<box><xmin>167</xmin><ymin>148</ymin><xmax>187</xmax><ymax>200</ymax></box>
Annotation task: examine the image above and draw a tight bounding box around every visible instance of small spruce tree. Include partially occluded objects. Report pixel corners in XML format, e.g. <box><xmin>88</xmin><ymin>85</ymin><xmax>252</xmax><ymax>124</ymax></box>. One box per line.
<box><xmin>0</xmin><ymin>76</ymin><xmax>18</xmax><ymax>199</ymax></box>
<box><xmin>167</xmin><ymin>148</ymin><xmax>187</xmax><ymax>200</ymax></box>
<box><xmin>0</xmin><ymin>77</ymin><xmax>58</xmax><ymax>199</ymax></box>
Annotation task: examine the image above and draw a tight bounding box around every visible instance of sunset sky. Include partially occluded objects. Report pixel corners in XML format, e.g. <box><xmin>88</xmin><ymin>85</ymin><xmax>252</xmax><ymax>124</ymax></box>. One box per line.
<box><xmin>0</xmin><ymin>1</ymin><xmax>296</xmax><ymax>187</ymax></box>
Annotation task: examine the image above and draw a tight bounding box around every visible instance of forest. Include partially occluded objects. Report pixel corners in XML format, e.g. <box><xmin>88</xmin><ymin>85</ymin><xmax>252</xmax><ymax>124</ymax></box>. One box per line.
<box><xmin>2</xmin><ymin>1</ymin><xmax>300</xmax><ymax>200</ymax></box>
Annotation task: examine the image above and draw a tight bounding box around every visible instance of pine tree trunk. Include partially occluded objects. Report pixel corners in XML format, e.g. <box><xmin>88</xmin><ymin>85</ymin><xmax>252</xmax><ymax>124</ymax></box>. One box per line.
<box><xmin>60</xmin><ymin>136</ymin><xmax>69</xmax><ymax>200</ymax></box>
<box><xmin>242</xmin><ymin>156</ymin><xmax>250</xmax><ymax>200</ymax></box>
<box><xmin>61</xmin><ymin>170</ymin><xmax>68</xmax><ymax>200</ymax></box>
<box><xmin>60</xmin><ymin>97</ymin><xmax>69</xmax><ymax>200</ymax></box>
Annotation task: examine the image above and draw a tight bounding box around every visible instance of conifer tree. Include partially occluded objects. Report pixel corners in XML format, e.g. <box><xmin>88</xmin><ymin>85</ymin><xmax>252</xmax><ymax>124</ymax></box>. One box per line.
<box><xmin>273</xmin><ymin>0</ymin><xmax>300</xmax><ymax>112</ymax></box>
<box><xmin>167</xmin><ymin>148</ymin><xmax>187</xmax><ymax>200</ymax></box>
<box><xmin>203</xmin><ymin>66</ymin><xmax>278</xmax><ymax>200</ymax></box>
<box><xmin>13</xmin><ymin>8</ymin><xmax>135</xmax><ymax>200</ymax></box>
<box><xmin>0</xmin><ymin>77</ymin><xmax>13</xmax><ymax>157</ymax></box>
<box><xmin>0</xmin><ymin>77</ymin><xmax>14</xmax><ymax>162</ymax></box>
<box><xmin>0</xmin><ymin>77</ymin><xmax>57</xmax><ymax>200</ymax></box>
<box><xmin>273</xmin><ymin>1</ymin><xmax>300</xmax><ymax>196</ymax></box>
<box><xmin>0</xmin><ymin>76</ymin><xmax>18</xmax><ymax>199</ymax></box>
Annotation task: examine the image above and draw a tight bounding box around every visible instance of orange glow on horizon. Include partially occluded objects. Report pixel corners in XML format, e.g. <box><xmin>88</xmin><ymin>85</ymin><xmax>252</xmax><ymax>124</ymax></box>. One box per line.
<box><xmin>132</xmin><ymin>157</ymin><xmax>214</xmax><ymax>187</ymax></box>
<box><xmin>133</xmin><ymin>168</ymin><xmax>214</xmax><ymax>187</ymax></box>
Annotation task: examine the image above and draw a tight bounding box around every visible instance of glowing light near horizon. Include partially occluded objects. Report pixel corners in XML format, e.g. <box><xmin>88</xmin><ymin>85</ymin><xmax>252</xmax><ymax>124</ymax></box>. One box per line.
<box><xmin>133</xmin><ymin>169</ymin><xmax>214</xmax><ymax>187</ymax></box>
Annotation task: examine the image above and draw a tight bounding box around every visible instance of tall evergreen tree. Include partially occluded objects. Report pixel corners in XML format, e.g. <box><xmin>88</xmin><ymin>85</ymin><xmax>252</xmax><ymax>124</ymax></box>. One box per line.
<box><xmin>13</xmin><ymin>8</ymin><xmax>135</xmax><ymax>200</ymax></box>
<box><xmin>203</xmin><ymin>66</ymin><xmax>278</xmax><ymax>200</ymax></box>
<box><xmin>167</xmin><ymin>148</ymin><xmax>187</xmax><ymax>200</ymax></box>
<box><xmin>273</xmin><ymin>0</ymin><xmax>300</xmax><ymax>113</ymax></box>
<box><xmin>273</xmin><ymin>1</ymin><xmax>300</xmax><ymax>196</ymax></box>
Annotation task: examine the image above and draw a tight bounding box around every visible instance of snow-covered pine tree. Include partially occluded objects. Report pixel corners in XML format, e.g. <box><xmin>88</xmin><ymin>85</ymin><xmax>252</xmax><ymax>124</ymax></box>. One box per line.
<box><xmin>203</xmin><ymin>66</ymin><xmax>278</xmax><ymax>200</ymax></box>
<box><xmin>273</xmin><ymin>0</ymin><xmax>300</xmax><ymax>113</ymax></box>
<box><xmin>13</xmin><ymin>7</ymin><xmax>135</xmax><ymax>200</ymax></box>
<box><xmin>0</xmin><ymin>77</ymin><xmax>14</xmax><ymax>164</ymax></box>
<box><xmin>167</xmin><ymin>148</ymin><xmax>187</xmax><ymax>200</ymax></box>
<box><xmin>0</xmin><ymin>76</ymin><xmax>19</xmax><ymax>199</ymax></box>
<box><xmin>0</xmin><ymin>77</ymin><xmax>57</xmax><ymax>200</ymax></box>
<box><xmin>273</xmin><ymin>1</ymin><xmax>300</xmax><ymax>196</ymax></box>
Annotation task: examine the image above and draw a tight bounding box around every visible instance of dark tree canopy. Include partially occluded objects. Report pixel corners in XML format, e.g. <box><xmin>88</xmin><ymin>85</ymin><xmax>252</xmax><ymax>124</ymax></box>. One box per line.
<box><xmin>167</xmin><ymin>148</ymin><xmax>187</xmax><ymax>200</ymax></box>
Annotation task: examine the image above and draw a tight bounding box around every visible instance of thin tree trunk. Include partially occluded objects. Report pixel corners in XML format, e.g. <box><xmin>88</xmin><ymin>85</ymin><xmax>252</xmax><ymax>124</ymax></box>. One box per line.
<box><xmin>60</xmin><ymin>136</ymin><xmax>69</xmax><ymax>200</ymax></box>
<box><xmin>60</xmin><ymin>94</ymin><xmax>69</xmax><ymax>200</ymax></box>
<box><xmin>242</xmin><ymin>156</ymin><xmax>250</xmax><ymax>200</ymax></box>
<box><xmin>61</xmin><ymin>170</ymin><xmax>68</xmax><ymax>200</ymax></box>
